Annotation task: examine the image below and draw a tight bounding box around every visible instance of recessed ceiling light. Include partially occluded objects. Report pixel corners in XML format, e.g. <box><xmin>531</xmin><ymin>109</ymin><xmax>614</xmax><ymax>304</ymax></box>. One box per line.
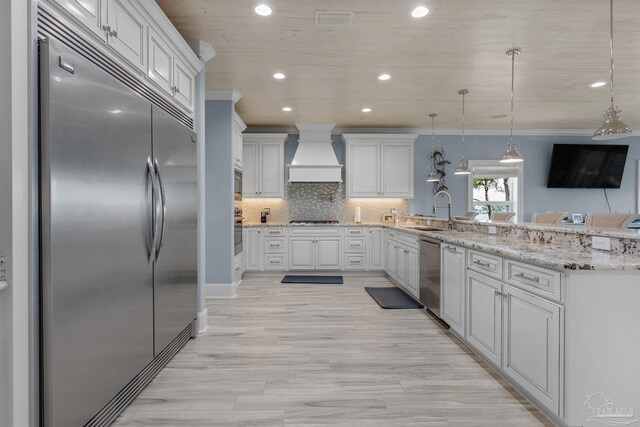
<box><xmin>361</xmin><ymin>107</ymin><xmax>372</xmax><ymax>113</ymax></box>
<box><xmin>282</xmin><ymin>106</ymin><xmax>292</xmax><ymax>112</ymax></box>
<box><xmin>378</xmin><ymin>73</ymin><xmax>391</xmax><ymax>81</ymax></box>
<box><xmin>590</xmin><ymin>81</ymin><xmax>607</xmax><ymax>88</ymax></box>
<box><xmin>253</xmin><ymin>3</ymin><xmax>273</xmax><ymax>16</ymax></box>
<box><xmin>273</xmin><ymin>72</ymin><xmax>286</xmax><ymax>80</ymax></box>
<box><xmin>410</xmin><ymin>6</ymin><xmax>430</xmax><ymax>18</ymax></box>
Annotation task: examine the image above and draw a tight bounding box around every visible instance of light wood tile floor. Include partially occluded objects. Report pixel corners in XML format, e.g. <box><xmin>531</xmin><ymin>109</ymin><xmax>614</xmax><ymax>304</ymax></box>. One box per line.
<box><xmin>114</xmin><ymin>276</ymin><xmax>554</xmax><ymax>426</ymax></box>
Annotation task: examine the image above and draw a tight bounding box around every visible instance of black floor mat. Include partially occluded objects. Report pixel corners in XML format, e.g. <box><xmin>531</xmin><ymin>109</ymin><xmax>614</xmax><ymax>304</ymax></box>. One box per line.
<box><xmin>281</xmin><ymin>275</ymin><xmax>343</xmax><ymax>284</ymax></box>
<box><xmin>365</xmin><ymin>287</ymin><xmax>424</xmax><ymax>309</ymax></box>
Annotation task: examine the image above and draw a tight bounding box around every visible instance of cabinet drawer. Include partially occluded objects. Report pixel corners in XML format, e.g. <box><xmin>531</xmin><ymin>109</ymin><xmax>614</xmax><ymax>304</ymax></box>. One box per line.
<box><xmin>505</xmin><ymin>260</ymin><xmax>562</xmax><ymax>303</ymax></box>
<box><xmin>397</xmin><ymin>232</ymin><xmax>419</xmax><ymax>249</ymax></box>
<box><xmin>264</xmin><ymin>228</ymin><xmax>286</xmax><ymax>237</ymax></box>
<box><xmin>344</xmin><ymin>237</ymin><xmax>366</xmax><ymax>253</ymax></box>
<box><xmin>345</xmin><ymin>227</ymin><xmax>366</xmax><ymax>236</ymax></box>
<box><xmin>264</xmin><ymin>254</ymin><xmax>286</xmax><ymax>270</ymax></box>
<box><xmin>289</xmin><ymin>227</ymin><xmax>341</xmax><ymax>236</ymax></box>
<box><xmin>345</xmin><ymin>255</ymin><xmax>366</xmax><ymax>270</ymax></box>
<box><xmin>264</xmin><ymin>237</ymin><xmax>286</xmax><ymax>253</ymax></box>
<box><xmin>468</xmin><ymin>250</ymin><xmax>503</xmax><ymax>280</ymax></box>
<box><xmin>386</xmin><ymin>230</ymin><xmax>398</xmax><ymax>241</ymax></box>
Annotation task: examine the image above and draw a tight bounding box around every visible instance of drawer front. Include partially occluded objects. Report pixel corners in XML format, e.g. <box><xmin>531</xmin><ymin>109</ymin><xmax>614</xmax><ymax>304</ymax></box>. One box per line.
<box><xmin>505</xmin><ymin>260</ymin><xmax>562</xmax><ymax>303</ymax></box>
<box><xmin>468</xmin><ymin>250</ymin><xmax>503</xmax><ymax>280</ymax></box>
<box><xmin>264</xmin><ymin>254</ymin><xmax>286</xmax><ymax>270</ymax></box>
<box><xmin>345</xmin><ymin>227</ymin><xmax>366</xmax><ymax>236</ymax></box>
<box><xmin>289</xmin><ymin>227</ymin><xmax>341</xmax><ymax>237</ymax></box>
<box><xmin>264</xmin><ymin>228</ymin><xmax>286</xmax><ymax>237</ymax></box>
<box><xmin>344</xmin><ymin>237</ymin><xmax>366</xmax><ymax>253</ymax></box>
<box><xmin>345</xmin><ymin>254</ymin><xmax>366</xmax><ymax>270</ymax></box>
<box><xmin>264</xmin><ymin>237</ymin><xmax>286</xmax><ymax>253</ymax></box>
<box><xmin>386</xmin><ymin>229</ymin><xmax>398</xmax><ymax>241</ymax></box>
<box><xmin>396</xmin><ymin>232</ymin><xmax>419</xmax><ymax>249</ymax></box>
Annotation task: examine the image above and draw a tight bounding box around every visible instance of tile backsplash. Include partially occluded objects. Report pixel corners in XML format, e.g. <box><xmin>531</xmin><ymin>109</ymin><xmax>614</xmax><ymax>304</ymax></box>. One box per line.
<box><xmin>242</xmin><ymin>183</ymin><xmax>408</xmax><ymax>223</ymax></box>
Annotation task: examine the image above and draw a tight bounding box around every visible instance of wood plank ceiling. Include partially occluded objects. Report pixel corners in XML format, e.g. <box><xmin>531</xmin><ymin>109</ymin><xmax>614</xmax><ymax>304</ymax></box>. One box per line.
<box><xmin>157</xmin><ymin>0</ymin><xmax>640</xmax><ymax>130</ymax></box>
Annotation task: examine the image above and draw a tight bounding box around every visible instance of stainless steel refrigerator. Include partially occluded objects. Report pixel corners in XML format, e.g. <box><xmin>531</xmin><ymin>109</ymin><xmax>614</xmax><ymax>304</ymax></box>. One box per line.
<box><xmin>39</xmin><ymin>38</ymin><xmax>197</xmax><ymax>427</ymax></box>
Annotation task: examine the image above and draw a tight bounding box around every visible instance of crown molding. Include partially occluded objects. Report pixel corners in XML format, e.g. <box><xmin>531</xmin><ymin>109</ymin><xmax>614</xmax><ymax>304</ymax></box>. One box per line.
<box><xmin>188</xmin><ymin>40</ymin><xmax>216</xmax><ymax>63</ymax></box>
<box><xmin>205</xmin><ymin>90</ymin><xmax>242</xmax><ymax>103</ymax></box>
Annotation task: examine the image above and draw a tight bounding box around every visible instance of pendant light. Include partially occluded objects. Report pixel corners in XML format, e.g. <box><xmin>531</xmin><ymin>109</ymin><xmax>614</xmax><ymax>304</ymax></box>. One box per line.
<box><xmin>500</xmin><ymin>48</ymin><xmax>524</xmax><ymax>163</ymax></box>
<box><xmin>593</xmin><ymin>0</ymin><xmax>632</xmax><ymax>140</ymax></box>
<box><xmin>427</xmin><ymin>113</ymin><xmax>440</xmax><ymax>182</ymax></box>
<box><xmin>454</xmin><ymin>89</ymin><xmax>470</xmax><ymax>175</ymax></box>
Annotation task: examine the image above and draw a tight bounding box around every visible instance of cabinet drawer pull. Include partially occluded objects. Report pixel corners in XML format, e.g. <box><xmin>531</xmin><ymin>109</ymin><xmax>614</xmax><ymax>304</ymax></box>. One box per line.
<box><xmin>269</xmin><ymin>243</ymin><xmax>280</xmax><ymax>247</ymax></box>
<box><xmin>446</xmin><ymin>246</ymin><xmax>457</xmax><ymax>252</ymax></box>
<box><xmin>473</xmin><ymin>260</ymin><xmax>491</xmax><ymax>268</ymax></box>
<box><xmin>350</xmin><ymin>260</ymin><xmax>361</xmax><ymax>264</ymax></box>
<box><xmin>270</xmin><ymin>260</ymin><xmax>280</xmax><ymax>264</ymax></box>
<box><xmin>515</xmin><ymin>272</ymin><xmax>540</xmax><ymax>283</ymax></box>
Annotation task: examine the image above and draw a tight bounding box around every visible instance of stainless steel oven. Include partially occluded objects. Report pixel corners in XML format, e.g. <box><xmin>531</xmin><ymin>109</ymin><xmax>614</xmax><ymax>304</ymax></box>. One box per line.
<box><xmin>234</xmin><ymin>206</ymin><xmax>243</xmax><ymax>255</ymax></box>
<box><xmin>234</xmin><ymin>168</ymin><xmax>242</xmax><ymax>201</ymax></box>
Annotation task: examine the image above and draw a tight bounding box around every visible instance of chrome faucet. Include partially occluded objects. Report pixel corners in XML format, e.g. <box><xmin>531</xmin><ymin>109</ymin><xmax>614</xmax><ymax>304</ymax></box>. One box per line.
<box><xmin>433</xmin><ymin>190</ymin><xmax>453</xmax><ymax>229</ymax></box>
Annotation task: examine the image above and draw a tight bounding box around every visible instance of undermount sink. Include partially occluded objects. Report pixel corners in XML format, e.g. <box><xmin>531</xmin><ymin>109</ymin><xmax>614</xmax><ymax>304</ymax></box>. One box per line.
<box><xmin>413</xmin><ymin>226</ymin><xmax>446</xmax><ymax>232</ymax></box>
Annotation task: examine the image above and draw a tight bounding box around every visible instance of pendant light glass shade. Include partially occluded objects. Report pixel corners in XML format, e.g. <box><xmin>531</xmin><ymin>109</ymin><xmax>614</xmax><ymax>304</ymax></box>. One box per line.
<box><xmin>454</xmin><ymin>89</ymin><xmax>471</xmax><ymax>175</ymax></box>
<box><xmin>500</xmin><ymin>48</ymin><xmax>524</xmax><ymax>164</ymax></box>
<box><xmin>427</xmin><ymin>112</ymin><xmax>440</xmax><ymax>182</ymax></box>
<box><xmin>593</xmin><ymin>0</ymin><xmax>632</xmax><ymax>140</ymax></box>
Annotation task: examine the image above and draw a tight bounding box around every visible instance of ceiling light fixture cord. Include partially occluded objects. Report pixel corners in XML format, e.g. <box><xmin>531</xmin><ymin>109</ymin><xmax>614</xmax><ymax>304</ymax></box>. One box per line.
<box><xmin>609</xmin><ymin>0</ymin><xmax>615</xmax><ymax>105</ymax></box>
<box><xmin>510</xmin><ymin>49</ymin><xmax>515</xmax><ymax>144</ymax></box>
<box><xmin>461</xmin><ymin>91</ymin><xmax>466</xmax><ymax>159</ymax></box>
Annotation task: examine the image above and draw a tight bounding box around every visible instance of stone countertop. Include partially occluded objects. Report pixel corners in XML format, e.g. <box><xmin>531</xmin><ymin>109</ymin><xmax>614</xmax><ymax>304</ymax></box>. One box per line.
<box><xmin>396</xmin><ymin>226</ymin><xmax>640</xmax><ymax>272</ymax></box>
<box><xmin>242</xmin><ymin>222</ymin><xmax>640</xmax><ymax>271</ymax></box>
<box><xmin>406</xmin><ymin>215</ymin><xmax>640</xmax><ymax>240</ymax></box>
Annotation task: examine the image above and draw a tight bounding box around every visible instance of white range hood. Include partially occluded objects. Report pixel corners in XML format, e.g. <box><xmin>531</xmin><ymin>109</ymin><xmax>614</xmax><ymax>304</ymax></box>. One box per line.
<box><xmin>288</xmin><ymin>123</ymin><xmax>343</xmax><ymax>183</ymax></box>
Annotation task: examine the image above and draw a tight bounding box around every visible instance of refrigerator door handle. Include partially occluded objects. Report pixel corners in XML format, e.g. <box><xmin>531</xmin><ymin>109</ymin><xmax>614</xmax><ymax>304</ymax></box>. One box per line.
<box><xmin>154</xmin><ymin>158</ymin><xmax>167</xmax><ymax>261</ymax></box>
<box><xmin>147</xmin><ymin>156</ymin><xmax>161</xmax><ymax>261</ymax></box>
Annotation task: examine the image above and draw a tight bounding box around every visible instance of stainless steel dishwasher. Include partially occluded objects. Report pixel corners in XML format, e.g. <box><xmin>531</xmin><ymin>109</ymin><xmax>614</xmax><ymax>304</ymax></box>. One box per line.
<box><xmin>419</xmin><ymin>237</ymin><xmax>442</xmax><ymax>317</ymax></box>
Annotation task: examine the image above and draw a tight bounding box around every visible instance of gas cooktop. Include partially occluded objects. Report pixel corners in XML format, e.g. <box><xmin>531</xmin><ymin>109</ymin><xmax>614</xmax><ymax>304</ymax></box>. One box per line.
<box><xmin>289</xmin><ymin>220</ymin><xmax>339</xmax><ymax>224</ymax></box>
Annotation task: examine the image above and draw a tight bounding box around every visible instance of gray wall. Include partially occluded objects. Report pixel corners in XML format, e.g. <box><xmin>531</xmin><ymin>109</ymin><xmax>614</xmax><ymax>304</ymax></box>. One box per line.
<box><xmin>410</xmin><ymin>134</ymin><xmax>640</xmax><ymax>220</ymax></box>
<box><xmin>258</xmin><ymin>131</ymin><xmax>640</xmax><ymax>220</ymax></box>
<box><xmin>204</xmin><ymin>100</ymin><xmax>234</xmax><ymax>284</ymax></box>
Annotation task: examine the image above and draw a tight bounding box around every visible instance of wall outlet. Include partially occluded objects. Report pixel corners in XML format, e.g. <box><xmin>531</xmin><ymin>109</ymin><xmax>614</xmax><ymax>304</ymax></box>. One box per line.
<box><xmin>426</xmin><ymin>220</ymin><xmax>431</xmax><ymax>226</ymax></box>
<box><xmin>488</xmin><ymin>226</ymin><xmax>497</xmax><ymax>235</ymax></box>
<box><xmin>592</xmin><ymin>236</ymin><xmax>611</xmax><ymax>252</ymax></box>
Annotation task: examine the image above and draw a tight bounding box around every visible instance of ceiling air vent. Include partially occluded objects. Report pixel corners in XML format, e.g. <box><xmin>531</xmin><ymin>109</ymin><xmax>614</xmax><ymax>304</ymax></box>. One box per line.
<box><xmin>315</xmin><ymin>11</ymin><xmax>353</xmax><ymax>27</ymax></box>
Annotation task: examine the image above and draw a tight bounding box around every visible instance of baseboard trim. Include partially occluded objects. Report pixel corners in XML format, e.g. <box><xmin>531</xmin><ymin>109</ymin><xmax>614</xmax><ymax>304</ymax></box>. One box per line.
<box><xmin>205</xmin><ymin>282</ymin><xmax>239</xmax><ymax>299</ymax></box>
<box><xmin>197</xmin><ymin>308</ymin><xmax>208</xmax><ymax>333</ymax></box>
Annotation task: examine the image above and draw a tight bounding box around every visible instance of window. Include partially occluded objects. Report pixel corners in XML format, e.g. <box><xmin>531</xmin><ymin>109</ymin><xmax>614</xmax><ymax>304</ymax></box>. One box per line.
<box><xmin>467</xmin><ymin>160</ymin><xmax>524</xmax><ymax>222</ymax></box>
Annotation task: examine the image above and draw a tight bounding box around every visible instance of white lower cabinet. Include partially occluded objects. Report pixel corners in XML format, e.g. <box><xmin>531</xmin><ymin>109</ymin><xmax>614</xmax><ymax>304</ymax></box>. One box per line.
<box><xmin>466</xmin><ymin>271</ymin><xmax>502</xmax><ymax>367</ymax></box>
<box><xmin>441</xmin><ymin>244</ymin><xmax>466</xmax><ymax>337</ymax></box>
<box><xmin>383</xmin><ymin>230</ymin><xmax>419</xmax><ymax>299</ymax></box>
<box><xmin>503</xmin><ymin>283</ymin><xmax>562</xmax><ymax>415</ymax></box>
<box><xmin>384</xmin><ymin>234</ymin><xmax>398</xmax><ymax>279</ymax></box>
<box><xmin>445</xmin><ymin>246</ymin><xmax>565</xmax><ymax>419</ymax></box>
<box><xmin>368</xmin><ymin>228</ymin><xmax>384</xmax><ymax>270</ymax></box>
<box><xmin>244</xmin><ymin>229</ymin><xmax>263</xmax><ymax>271</ymax></box>
<box><xmin>316</xmin><ymin>238</ymin><xmax>342</xmax><ymax>270</ymax></box>
<box><xmin>288</xmin><ymin>238</ymin><xmax>315</xmax><ymax>270</ymax></box>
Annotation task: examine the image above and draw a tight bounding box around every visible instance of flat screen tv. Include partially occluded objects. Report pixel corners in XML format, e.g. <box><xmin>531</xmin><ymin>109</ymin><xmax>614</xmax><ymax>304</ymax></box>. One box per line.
<box><xmin>547</xmin><ymin>144</ymin><xmax>629</xmax><ymax>189</ymax></box>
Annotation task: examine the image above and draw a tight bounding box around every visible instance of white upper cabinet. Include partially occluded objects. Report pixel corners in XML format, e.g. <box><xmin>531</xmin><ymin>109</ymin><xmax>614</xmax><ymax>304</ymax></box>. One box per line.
<box><xmin>52</xmin><ymin>0</ymin><xmax>106</xmax><ymax>40</ymax></box>
<box><xmin>173</xmin><ymin>56</ymin><xmax>194</xmax><ymax>111</ymax></box>
<box><xmin>106</xmin><ymin>0</ymin><xmax>146</xmax><ymax>73</ymax></box>
<box><xmin>347</xmin><ymin>143</ymin><xmax>380</xmax><ymax>197</ymax></box>
<box><xmin>343</xmin><ymin>134</ymin><xmax>416</xmax><ymax>199</ymax></box>
<box><xmin>242</xmin><ymin>134</ymin><xmax>287</xmax><ymax>198</ymax></box>
<box><xmin>45</xmin><ymin>0</ymin><xmax>203</xmax><ymax>116</ymax></box>
<box><xmin>381</xmin><ymin>143</ymin><xmax>413</xmax><ymax>197</ymax></box>
<box><xmin>147</xmin><ymin>28</ymin><xmax>173</xmax><ymax>94</ymax></box>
